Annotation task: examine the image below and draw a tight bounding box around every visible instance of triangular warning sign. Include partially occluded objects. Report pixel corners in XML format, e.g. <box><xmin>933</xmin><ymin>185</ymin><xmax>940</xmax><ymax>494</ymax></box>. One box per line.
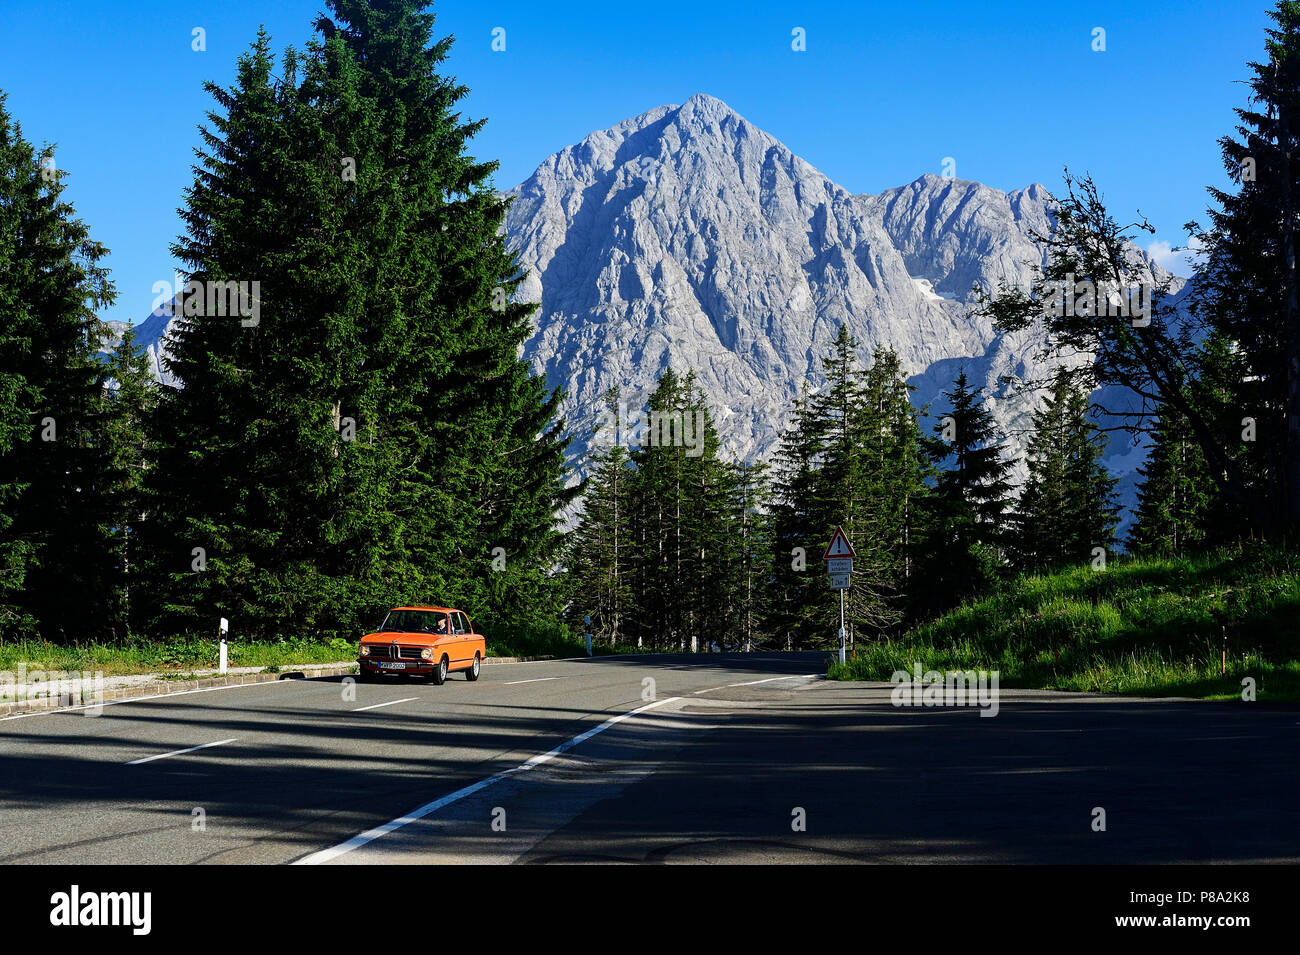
<box><xmin>823</xmin><ymin>526</ymin><xmax>856</xmax><ymax>559</ymax></box>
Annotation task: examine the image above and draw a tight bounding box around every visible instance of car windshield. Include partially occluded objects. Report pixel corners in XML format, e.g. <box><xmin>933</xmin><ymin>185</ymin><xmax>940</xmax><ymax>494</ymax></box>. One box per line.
<box><xmin>378</xmin><ymin>610</ymin><xmax>449</xmax><ymax>634</ymax></box>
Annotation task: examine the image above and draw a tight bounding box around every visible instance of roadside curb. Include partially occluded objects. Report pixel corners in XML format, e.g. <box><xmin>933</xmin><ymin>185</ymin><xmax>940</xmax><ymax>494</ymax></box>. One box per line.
<box><xmin>0</xmin><ymin>654</ymin><xmax>559</xmax><ymax>718</ymax></box>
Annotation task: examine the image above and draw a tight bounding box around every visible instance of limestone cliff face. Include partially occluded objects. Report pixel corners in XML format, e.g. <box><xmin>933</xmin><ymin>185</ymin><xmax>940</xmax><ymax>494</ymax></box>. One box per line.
<box><xmin>503</xmin><ymin>93</ymin><xmax>1177</xmax><ymax>522</ymax></box>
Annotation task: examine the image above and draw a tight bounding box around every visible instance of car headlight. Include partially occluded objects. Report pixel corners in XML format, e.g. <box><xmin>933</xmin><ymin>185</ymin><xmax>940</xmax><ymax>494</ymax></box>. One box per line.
<box><xmin>359</xmin><ymin>645</ymin><xmax>370</xmax><ymax>657</ymax></box>
<box><xmin>421</xmin><ymin>648</ymin><xmax>433</xmax><ymax>660</ymax></box>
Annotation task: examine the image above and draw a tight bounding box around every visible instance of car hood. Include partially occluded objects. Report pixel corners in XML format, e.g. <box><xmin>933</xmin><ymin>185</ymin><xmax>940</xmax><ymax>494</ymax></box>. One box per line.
<box><xmin>360</xmin><ymin>631</ymin><xmax>444</xmax><ymax>644</ymax></box>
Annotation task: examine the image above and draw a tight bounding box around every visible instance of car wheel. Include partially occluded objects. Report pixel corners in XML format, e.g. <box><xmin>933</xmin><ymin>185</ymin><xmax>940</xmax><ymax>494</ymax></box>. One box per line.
<box><xmin>430</xmin><ymin>656</ymin><xmax>448</xmax><ymax>685</ymax></box>
<box><xmin>466</xmin><ymin>653</ymin><xmax>481</xmax><ymax>682</ymax></box>
<box><xmin>356</xmin><ymin>669</ymin><xmax>373</xmax><ymax>684</ymax></box>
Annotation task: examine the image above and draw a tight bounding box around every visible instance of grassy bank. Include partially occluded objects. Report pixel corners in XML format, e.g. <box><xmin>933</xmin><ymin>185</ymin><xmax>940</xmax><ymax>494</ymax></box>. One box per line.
<box><xmin>0</xmin><ymin>621</ymin><xmax>604</xmax><ymax>678</ymax></box>
<box><xmin>828</xmin><ymin>543</ymin><xmax>1300</xmax><ymax>701</ymax></box>
<box><xmin>484</xmin><ymin>622</ymin><xmax>614</xmax><ymax>659</ymax></box>
<box><xmin>0</xmin><ymin>634</ymin><xmax>356</xmax><ymax>677</ymax></box>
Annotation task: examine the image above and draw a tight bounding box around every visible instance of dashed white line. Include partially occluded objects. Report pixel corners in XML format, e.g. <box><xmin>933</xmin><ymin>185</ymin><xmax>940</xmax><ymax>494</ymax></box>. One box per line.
<box><xmin>502</xmin><ymin>677</ymin><xmax>563</xmax><ymax>685</ymax></box>
<box><xmin>294</xmin><ymin>696</ymin><xmax>680</xmax><ymax>865</ymax></box>
<box><xmin>127</xmin><ymin>737</ymin><xmax>238</xmax><ymax>765</ymax></box>
<box><xmin>351</xmin><ymin>696</ymin><xmax>416</xmax><ymax>712</ymax></box>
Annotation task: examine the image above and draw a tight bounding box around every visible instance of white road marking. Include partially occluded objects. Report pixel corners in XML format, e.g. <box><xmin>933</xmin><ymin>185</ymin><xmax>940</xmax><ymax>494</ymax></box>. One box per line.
<box><xmin>502</xmin><ymin>677</ymin><xmax>563</xmax><ymax>685</ymax></box>
<box><xmin>127</xmin><ymin>737</ymin><xmax>238</xmax><ymax>765</ymax></box>
<box><xmin>0</xmin><ymin>677</ymin><xmax>297</xmax><ymax>722</ymax></box>
<box><xmin>693</xmin><ymin>674</ymin><xmax>819</xmax><ymax>694</ymax></box>
<box><xmin>352</xmin><ymin>697</ymin><xmax>418</xmax><ymax>712</ymax></box>
<box><xmin>294</xmin><ymin>696</ymin><xmax>680</xmax><ymax>865</ymax></box>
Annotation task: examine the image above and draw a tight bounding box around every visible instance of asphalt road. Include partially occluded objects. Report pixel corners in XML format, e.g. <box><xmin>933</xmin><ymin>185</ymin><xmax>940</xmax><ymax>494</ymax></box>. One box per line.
<box><xmin>0</xmin><ymin>653</ymin><xmax>1294</xmax><ymax>864</ymax></box>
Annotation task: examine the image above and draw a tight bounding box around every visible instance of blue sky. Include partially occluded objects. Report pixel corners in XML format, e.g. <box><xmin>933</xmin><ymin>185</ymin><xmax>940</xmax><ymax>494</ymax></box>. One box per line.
<box><xmin>0</xmin><ymin>0</ymin><xmax>1272</xmax><ymax>326</ymax></box>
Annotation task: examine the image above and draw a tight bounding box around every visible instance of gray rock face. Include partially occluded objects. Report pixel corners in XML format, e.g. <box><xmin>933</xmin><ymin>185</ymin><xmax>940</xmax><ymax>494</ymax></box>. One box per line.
<box><xmin>121</xmin><ymin>93</ymin><xmax>1178</xmax><ymax>530</ymax></box>
<box><xmin>102</xmin><ymin>306</ymin><xmax>181</xmax><ymax>388</ymax></box>
<box><xmin>504</xmin><ymin>93</ymin><xmax>1177</xmax><ymax>531</ymax></box>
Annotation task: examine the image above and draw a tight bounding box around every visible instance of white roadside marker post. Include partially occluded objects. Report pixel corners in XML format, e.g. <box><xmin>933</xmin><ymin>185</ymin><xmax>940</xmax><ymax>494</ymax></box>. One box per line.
<box><xmin>218</xmin><ymin>617</ymin><xmax>229</xmax><ymax>674</ymax></box>
<box><xmin>584</xmin><ymin>615</ymin><xmax>592</xmax><ymax>657</ymax></box>
<box><xmin>823</xmin><ymin>528</ymin><xmax>856</xmax><ymax>665</ymax></box>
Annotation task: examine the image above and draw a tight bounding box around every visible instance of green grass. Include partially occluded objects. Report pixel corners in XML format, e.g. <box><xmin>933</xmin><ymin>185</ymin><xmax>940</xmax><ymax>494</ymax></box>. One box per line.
<box><xmin>0</xmin><ymin>634</ymin><xmax>359</xmax><ymax>677</ymax></box>
<box><xmin>0</xmin><ymin>620</ymin><xmax>611</xmax><ymax>679</ymax></box>
<box><xmin>485</xmin><ymin>621</ymin><xmax>616</xmax><ymax>659</ymax></box>
<box><xmin>827</xmin><ymin>542</ymin><xmax>1300</xmax><ymax>701</ymax></box>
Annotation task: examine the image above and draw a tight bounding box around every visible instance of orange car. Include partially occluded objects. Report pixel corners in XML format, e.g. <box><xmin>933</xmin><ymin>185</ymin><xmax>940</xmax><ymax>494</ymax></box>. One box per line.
<box><xmin>357</xmin><ymin>606</ymin><xmax>486</xmax><ymax>685</ymax></box>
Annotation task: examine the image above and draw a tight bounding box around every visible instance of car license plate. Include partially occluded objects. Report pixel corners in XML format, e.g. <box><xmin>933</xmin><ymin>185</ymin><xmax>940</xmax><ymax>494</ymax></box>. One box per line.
<box><xmin>377</xmin><ymin>662</ymin><xmax>406</xmax><ymax>670</ymax></box>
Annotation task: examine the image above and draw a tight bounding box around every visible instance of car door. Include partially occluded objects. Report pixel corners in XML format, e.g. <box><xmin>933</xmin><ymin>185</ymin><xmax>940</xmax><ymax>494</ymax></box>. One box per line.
<box><xmin>451</xmin><ymin>611</ymin><xmax>469</xmax><ymax>664</ymax></box>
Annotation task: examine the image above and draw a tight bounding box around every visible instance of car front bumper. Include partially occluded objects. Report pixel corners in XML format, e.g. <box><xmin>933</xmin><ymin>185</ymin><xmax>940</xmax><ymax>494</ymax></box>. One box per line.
<box><xmin>357</xmin><ymin>658</ymin><xmax>436</xmax><ymax>675</ymax></box>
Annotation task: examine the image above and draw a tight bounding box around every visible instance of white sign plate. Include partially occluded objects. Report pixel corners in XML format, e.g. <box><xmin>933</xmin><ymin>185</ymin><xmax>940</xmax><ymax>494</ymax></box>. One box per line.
<box><xmin>828</xmin><ymin>572</ymin><xmax>851</xmax><ymax>590</ymax></box>
<box><xmin>826</xmin><ymin>557</ymin><xmax>853</xmax><ymax>575</ymax></box>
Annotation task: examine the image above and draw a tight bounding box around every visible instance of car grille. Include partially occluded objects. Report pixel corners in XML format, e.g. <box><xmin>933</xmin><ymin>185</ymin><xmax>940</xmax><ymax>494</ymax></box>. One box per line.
<box><xmin>365</xmin><ymin>644</ymin><xmax>427</xmax><ymax>660</ymax></box>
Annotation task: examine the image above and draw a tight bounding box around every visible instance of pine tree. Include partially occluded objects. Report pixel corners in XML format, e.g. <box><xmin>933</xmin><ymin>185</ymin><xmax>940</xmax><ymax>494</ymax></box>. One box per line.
<box><xmin>1128</xmin><ymin>331</ymin><xmax>1253</xmax><ymax>554</ymax></box>
<box><xmin>858</xmin><ymin>344</ymin><xmax>931</xmax><ymax>633</ymax></box>
<box><xmin>677</xmin><ymin>371</ymin><xmax>741</xmax><ymax>651</ymax></box>
<box><xmin>1013</xmin><ymin>369</ymin><xmax>1119</xmax><ymax>569</ymax></box>
<box><xmin>623</xmin><ymin>369</ymin><xmax>735</xmax><ymax>652</ymax></box>
<box><xmin>729</xmin><ymin>460</ymin><xmax>773</xmax><ymax>651</ymax></box>
<box><xmin>767</xmin><ymin>330</ymin><xmax>930</xmax><ymax>647</ymax></box>
<box><xmin>311</xmin><ymin>0</ymin><xmax>574</xmax><ymax>630</ymax></box>
<box><xmin>1129</xmin><ymin>402</ymin><xmax>1217</xmax><ymax>555</ymax></box>
<box><xmin>919</xmin><ymin>370</ymin><xmax>1014</xmax><ymax>604</ymax></box>
<box><xmin>140</xmin><ymin>34</ymin><xmax>363</xmax><ymax>640</ymax></box>
<box><xmin>768</xmin><ymin>382</ymin><xmax>828</xmax><ymax>649</ymax></box>
<box><xmin>0</xmin><ymin>90</ymin><xmax>119</xmax><ymax>640</ymax></box>
<box><xmin>566</xmin><ymin>389</ymin><xmax>633</xmax><ymax>647</ymax></box>
<box><xmin>1193</xmin><ymin>0</ymin><xmax>1300</xmax><ymax>531</ymax></box>
<box><xmin>98</xmin><ymin>329</ymin><xmax>158</xmax><ymax>636</ymax></box>
<box><xmin>805</xmin><ymin>327</ymin><xmax>899</xmax><ymax>645</ymax></box>
<box><xmin>141</xmin><ymin>6</ymin><xmax>572</xmax><ymax>640</ymax></box>
<box><xmin>627</xmin><ymin>368</ymin><xmax>689</xmax><ymax>651</ymax></box>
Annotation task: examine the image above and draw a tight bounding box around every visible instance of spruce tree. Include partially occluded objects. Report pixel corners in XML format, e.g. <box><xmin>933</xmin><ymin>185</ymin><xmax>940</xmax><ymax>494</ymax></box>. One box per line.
<box><xmin>677</xmin><ymin>371</ymin><xmax>739</xmax><ymax>651</ymax></box>
<box><xmin>768</xmin><ymin>383</ymin><xmax>829</xmax><ymax>649</ymax></box>
<box><xmin>806</xmin><ymin>327</ymin><xmax>896</xmax><ymax>644</ymax></box>
<box><xmin>627</xmin><ymin>369</ymin><xmax>688</xmax><ymax>651</ymax></box>
<box><xmin>1013</xmin><ymin>369</ymin><xmax>1119</xmax><ymax>569</ymax></box>
<box><xmin>566</xmin><ymin>389</ymin><xmax>633</xmax><ymax>647</ymax></box>
<box><xmin>1193</xmin><ymin>0</ymin><xmax>1300</xmax><ymax>530</ymax></box>
<box><xmin>140</xmin><ymin>34</ymin><xmax>363</xmax><ymax>640</ymax></box>
<box><xmin>311</xmin><ymin>0</ymin><xmax>574</xmax><ymax>630</ymax></box>
<box><xmin>1129</xmin><ymin>403</ymin><xmax>1217</xmax><ymax>555</ymax></box>
<box><xmin>919</xmin><ymin>370</ymin><xmax>1014</xmax><ymax>603</ymax></box>
<box><xmin>97</xmin><ymin>329</ymin><xmax>158</xmax><ymax>636</ymax></box>
<box><xmin>0</xmin><ymin>91</ymin><xmax>119</xmax><ymax>640</ymax></box>
<box><xmin>142</xmin><ymin>6</ymin><xmax>572</xmax><ymax>640</ymax></box>
<box><xmin>729</xmin><ymin>460</ymin><xmax>773</xmax><ymax>651</ymax></box>
<box><xmin>858</xmin><ymin>344</ymin><xmax>931</xmax><ymax>632</ymax></box>
<box><xmin>768</xmin><ymin>330</ymin><xmax>930</xmax><ymax>647</ymax></box>
<box><xmin>624</xmin><ymin>368</ymin><xmax>734</xmax><ymax>652</ymax></box>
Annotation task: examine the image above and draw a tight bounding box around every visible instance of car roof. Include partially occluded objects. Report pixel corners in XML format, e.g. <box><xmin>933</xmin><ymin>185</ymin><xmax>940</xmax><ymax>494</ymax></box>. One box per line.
<box><xmin>391</xmin><ymin>606</ymin><xmax>458</xmax><ymax>613</ymax></box>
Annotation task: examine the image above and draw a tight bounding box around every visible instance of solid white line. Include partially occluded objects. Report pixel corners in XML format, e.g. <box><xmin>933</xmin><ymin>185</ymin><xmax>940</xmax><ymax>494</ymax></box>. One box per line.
<box><xmin>0</xmin><ymin>677</ymin><xmax>298</xmax><ymax>722</ymax></box>
<box><xmin>352</xmin><ymin>697</ymin><xmax>418</xmax><ymax>712</ymax></box>
<box><xmin>127</xmin><ymin>737</ymin><xmax>238</xmax><ymax>765</ymax></box>
<box><xmin>502</xmin><ymin>677</ymin><xmax>562</xmax><ymax>685</ymax></box>
<box><xmin>694</xmin><ymin>674</ymin><xmax>819</xmax><ymax>694</ymax></box>
<box><xmin>294</xmin><ymin>696</ymin><xmax>680</xmax><ymax>865</ymax></box>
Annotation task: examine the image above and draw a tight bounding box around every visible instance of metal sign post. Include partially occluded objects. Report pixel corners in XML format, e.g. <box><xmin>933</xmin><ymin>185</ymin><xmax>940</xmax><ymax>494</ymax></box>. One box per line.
<box><xmin>839</xmin><ymin>588</ymin><xmax>846</xmax><ymax>664</ymax></box>
<box><xmin>823</xmin><ymin>527</ymin><xmax>856</xmax><ymax>664</ymax></box>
